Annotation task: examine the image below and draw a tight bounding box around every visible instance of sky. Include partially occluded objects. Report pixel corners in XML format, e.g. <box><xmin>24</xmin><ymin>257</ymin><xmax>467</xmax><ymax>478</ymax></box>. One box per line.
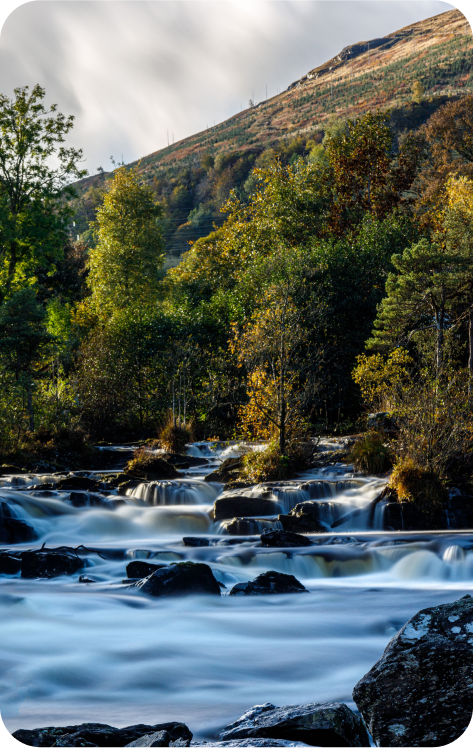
<box><xmin>0</xmin><ymin>0</ymin><xmax>464</xmax><ymax>177</ymax></box>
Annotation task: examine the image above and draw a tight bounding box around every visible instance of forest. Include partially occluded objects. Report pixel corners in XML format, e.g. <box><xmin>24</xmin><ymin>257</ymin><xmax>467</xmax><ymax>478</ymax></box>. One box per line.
<box><xmin>2</xmin><ymin>82</ymin><xmax>473</xmax><ymax>505</ymax></box>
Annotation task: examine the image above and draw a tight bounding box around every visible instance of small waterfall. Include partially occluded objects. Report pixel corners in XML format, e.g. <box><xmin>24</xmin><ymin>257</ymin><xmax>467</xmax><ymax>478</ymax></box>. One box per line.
<box><xmin>127</xmin><ymin>479</ymin><xmax>222</xmax><ymax>505</ymax></box>
<box><xmin>442</xmin><ymin>544</ymin><xmax>466</xmax><ymax>563</ymax></box>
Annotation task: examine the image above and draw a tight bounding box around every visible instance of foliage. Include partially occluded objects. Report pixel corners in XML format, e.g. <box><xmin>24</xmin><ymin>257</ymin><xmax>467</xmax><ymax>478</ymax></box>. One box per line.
<box><xmin>350</xmin><ymin>431</ymin><xmax>392</xmax><ymax>474</ymax></box>
<box><xmin>87</xmin><ymin>167</ymin><xmax>164</xmax><ymax>313</ymax></box>
<box><xmin>353</xmin><ymin>349</ymin><xmax>413</xmax><ymax>411</ymax></box>
<box><xmin>389</xmin><ymin>457</ymin><xmax>447</xmax><ymax>508</ymax></box>
<box><xmin>158</xmin><ymin>411</ymin><xmax>194</xmax><ymax>454</ymax></box>
<box><xmin>240</xmin><ymin>440</ymin><xmax>312</xmax><ymax>483</ymax></box>
<box><xmin>0</xmin><ymin>85</ymin><xmax>86</xmax><ymax>298</ymax></box>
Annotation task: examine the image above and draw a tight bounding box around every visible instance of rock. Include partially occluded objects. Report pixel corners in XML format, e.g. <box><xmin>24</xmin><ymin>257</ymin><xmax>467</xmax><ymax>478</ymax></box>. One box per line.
<box><xmin>352</xmin><ymin>594</ymin><xmax>473</xmax><ymax>747</ymax></box>
<box><xmin>55</xmin><ymin>476</ymin><xmax>102</xmax><ymax>491</ymax></box>
<box><xmin>192</xmin><ymin>741</ymin><xmax>309</xmax><ymax>747</ymax></box>
<box><xmin>204</xmin><ymin>457</ymin><xmax>242</xmax><ymax>484</ymax></box>
<box><xmin>79</xmin><ymin>575</ymin><xmax>97</xmax><ymax>583</ymax></box>
<box><xmin>214</xmin><ymin>496</ymin><xmax>281</xmax><ymax>522</ymax></box>
<box><xmin>124</xmin><ymin>730</ymin><xmax>170</xmax><ymax>747</ymax></box>
<box><xmin>124</xmin><ymin>455</ymin><xmax>181</xmax><ymax>481</ymax></box>
<box><xmin>219</xmin><ymin>702</ymin><xmax>370</xmax><ymax>746</ymax></box>
<box><xmin>134</xmin><ymin>561</ymin><xmax>221</xmax><ymax>597</ymax></box>
<box><xmin>67</xmin><ymin>492</ymin><xmax>117</xmax><ymax>509</ymax></box>
<box><xmin>126</xmin><ymin>560</ymin><xmax>166</xmax><ymax>578</ymax></box>
<box><xmin>260</xmin><ymin>530</ymin><xmax>312</xmax><ymax>547</ymax></box>
<box><xmin>117</xmin><ymin>479</ymin><xmax>142</xmax><ymax>495</ymax></box>
<box><xmin>182</xmin><ymin>537</ymin><xmax>211</xmax><ymax>547</ymax></box>
<box><xmin>13</xmin><ymin>722</ymin><xmax>192</xmax><ymax>748</ymax></box>
<box><xmin>229</xmin><ymin>571</ymin><xmax>308</xmax><ymax>596</ymax></box>
<box><xmin>221</xmin><ymin>518</ymin><xmax>274</xmax><ymax>536</ymax></box>
<box><xmin>0</xmin><ymin>551</ymin><xmax>21</xmax><ymax>574</ymax></box>
<box><xmin>0</xmin><ymin>500</ymin><xmax>37</xmax><ymax>543</ymax></box>
<box><xmin>21</xmin><ymin>548</ymin><xmax>85</xmax><ymax>578</ymax></box>
<box><xmin>0</xmin><ymin>464</ymin><xmax>25</xmax><ymax>475</ymax></box>
<box><xmin>279</xmin><ymin>502</ymin><xmax>324</xmax><ymax>533</ymax></box>
<box><xmin>164</xmin><ymin>454</ymin><xmax>209</xmax><ymax>468</ymax></box>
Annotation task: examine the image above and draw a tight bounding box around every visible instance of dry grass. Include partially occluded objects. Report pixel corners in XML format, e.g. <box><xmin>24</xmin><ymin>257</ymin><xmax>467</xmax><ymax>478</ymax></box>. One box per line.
<box><xmin>350</xmin><ymin>431</ymin><xmax>392</xmax><ymax>475</ymax></box>
<box><xmin>389</xmin><ymin>457</ymin><xmax>447</xmax><ymax>509</ymax></box>
<box><xmin>240</xmin><ymin>440</ymin><xmax>313</xmax><ymax>483</ymax></box>
<box><xmin>158</xmin><ymin>411</ymin><xmax>194</xmax><ymax>454</ymax></box>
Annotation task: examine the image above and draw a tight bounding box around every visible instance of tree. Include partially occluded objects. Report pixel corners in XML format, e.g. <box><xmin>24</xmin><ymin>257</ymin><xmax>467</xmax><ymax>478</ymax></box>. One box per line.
<box><xmin>87</xmin><ymin>167</ymin><xmax>164</xmax><ymax>312</ymax></box>
<box><xmin>412</xmin><ymin>81</ymin><xmax>424</xmax><ymax>104</ymax></box>
<box><xmin>0</xmin><ymin>288</ymin><xmax>51</xmax><ymax>430</ymax></box>
<box><xmin>0</xmin><ymin>85</ymin><xmax>86</xmax><ymax>298</ymax></box>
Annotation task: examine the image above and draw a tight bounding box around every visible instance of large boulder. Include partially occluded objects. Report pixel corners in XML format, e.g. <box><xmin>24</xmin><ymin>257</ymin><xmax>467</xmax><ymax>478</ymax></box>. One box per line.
<box><xmin>124</xmin><ymin>731</ymin><xmax>190</xmax><ymax>747</ymax></box>
<box><xmin>353</xmin><ymin>594</ymin><xmax>473</xmax><ymax>746</ymax></box>
<box><xmin>124</xmin><ymin>455</ymin><xmax>181</xmax><ymax>481</ymax></box>
<box><xmin>279</xmin><ymin>502</ymin><xmax>324</xmax><ymax>533</ymax></box>
<box><xmin>21</xmin><ymin>548</ymin><xmax>85</xmax><ymax>578</ymax></box>
<box><xmin>214</xmin><ymin>495</ymin><xmax>281</xmax><ymax>522</ymax></box>
<box><xmin>13</xmin><ymin>722</ymin><xmax>192</xmax><ymax>748</ymax></box>
<box><xmin>0</xmin><ymin>551</ymin><xmax>21</xmax><ymax>574</ymax></box>
<box><xmin>260</xmin><ymin>530</ymin><xmax>312</xmax><ymax>547</ymax></box>
<box><xmin>219</xmin><ymin>702</ymin><xmax>370</xmax><ymax>747</ymax></box>
<box><xmin>204</xmin><ymin>458</ymin><xmax>243</xmax><ymax>484</ymax></box>
<box><xmin>55</xmin><ymin>476</ymin><xmax>103</xmax><ymax>491</ymax></box>
<box><xmin>134</xmin><ymin>561</ymin><xmax>221</xmax><ymax>597</ymax></box>
<box><xmin>0</xmin><ymin>464</ymin><xmax>26</xmax><ymax>475</ymax></box>
<box><xmin>221</xmin><ymin>518</ymin><xmax>271</xmax><ymax>536</ymax></box>
<box><xmin>229</xmin><ymin>571</ymin><xmax>308</xmax><ymax>596</ymax></box>
<box><xmin>67</xmin><ymin>492</ymin><xmax>117</xmax><ymax>510</ymax></box>
<box><xmin>0</xmin><ymin>500</ymin><xmax>37</xmax><ymax>543</ymax></box>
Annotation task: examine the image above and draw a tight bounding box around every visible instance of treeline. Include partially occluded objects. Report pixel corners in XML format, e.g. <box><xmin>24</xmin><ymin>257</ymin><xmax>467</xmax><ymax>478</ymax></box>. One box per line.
<box><xmin>1</xmin><ymin>85</ymin><xmax>473</xmax><ymax>484</ymax></box>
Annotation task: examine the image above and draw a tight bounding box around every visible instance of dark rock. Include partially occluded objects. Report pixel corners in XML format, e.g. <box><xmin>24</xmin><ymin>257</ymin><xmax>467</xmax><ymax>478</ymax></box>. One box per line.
<box><xmin>182</xmin><ymin>537</ymin><xmax>211</xmax><ymax>547</ymax></box>
<box><xmin>0</xmin><ymin>551</ymin><xmax>21</xmax><ymax>574</ymax></box>
<box><xmin>221</xmin><ymin>518</ymin><xmax>274</xmax><ymax>535</ymax></box>
<box><xmin>13</xmin><ymin>722</ymin><xmax>192</xmax><ymax>748</ymax></box>
<box><xmin>260</xmin><ymin>530</ymin><xmax>312</xmax><ymax>547</ymax></box>
<box><xmin>0</xmin><ymin>464</ymin><xmax>25</xmax><ymax>475</ymax></box>
<box><xmin>101</xmin><ymin>473</ymin><xmax>128</xmax><ymax>487</ymax></box>
<box><xmin>214</xmin><ymin>496</ymin><xmax>281</xmax><ymax>522</ymax></box>
<box><xmin>117</xmin><ymin>479</ymin><xmax>141</xmax><ymax>495</ymax></box>
<box><xmin>126</xmin><ymin>560</ymin><xmax>166</xmax><ymax>579</ymax></box>
<box><xmin>353</xmin><ymin>595</ymin><xmax>473</xmax><ymax>746</ymax></box>
<box><xmin>381</xmin><ymin>500</ymin><xmax>447</xmax><ymax>531</ymax></box>
<box><xmin>192</xmin><ymin>741</ymin><xmax>309</xmax><ymax>747</ymax></box>
<box><xmin>53</xmin><ymin>734</ymin><xmax>98</xmax><ymax>747</ymax></box>
<box><xmin>164</xmin><ymin>454</ymin><xmax>209</xmax><ymax>468</ymax></box>
<box><xmin>0</xmin><ymin>500</ymin><xmax>37</xmax><ymax>543</ymax></box>
<box><xmin>204</xmin><ymin>457</ymin><xmax>242</xmax><ymax>484</ymax></box>
<box><xmin>21</xmin><ymin>548</ymin><xmax>85</xmax><ymax>578</ymax></box>
<box><xmin>279</xmin><ymin>502</ymin><xmax>324</xmax><ymax>533</ymax></box>
<box><xmin>134</xmin><ymin>561</ymin><xmax>221</xmax><ymax>597</ymax></box>
<box><xmin>67</xmin><ymin>492</ymin><xmax>117</xmax><ymax>509</ymax></box>
<box><xmin>55</xmin><ymin>476</ymin><xmax>102</xmax><ymax>491</ymax></box>
<box><xmin>124</xmin><ymin>731</ymin><xmax>170</xmax><ymax>747</ymax></box>
<box><xmin>79</xmin><ymin>575</ymin><xmax>97</xmax><ymax>583</ymax></box>
<box><xmin>219</xmin><ymin>702</ymin><xmax>370</xmax><ymax>747</ymax></box>
<box><xmin>124</xmin><ymin>456</ymin><xmax>181</xmax><ymax>481</ymax></box>
<box><xmin>229</xmin><ymin>571</ymin><xmax>308</xmax><ymax>596</ymax></box>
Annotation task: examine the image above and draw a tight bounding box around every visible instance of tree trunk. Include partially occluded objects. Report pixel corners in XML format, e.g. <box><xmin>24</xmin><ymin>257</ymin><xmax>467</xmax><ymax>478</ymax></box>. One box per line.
<box><xmin>279</xmin><ymin>398</ymin><xmax>286</xmax><ymax>454</ymax></box>
<box><xmin>469</xmin><ymin>305</ymin><xmax>473</xmax><ymax>394</ymax></box>
<box><xmin>26</xmin><ymin>377</ymin><xmax>34</xmax><ymax>432</ymax></box>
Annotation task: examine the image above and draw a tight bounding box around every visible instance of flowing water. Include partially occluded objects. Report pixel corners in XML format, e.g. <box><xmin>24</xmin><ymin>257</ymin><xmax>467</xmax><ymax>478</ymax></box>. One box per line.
<box><xmin>1</xmin><ymin>440</ymin><xmax>473</xmax><ymax>742</ymax></box>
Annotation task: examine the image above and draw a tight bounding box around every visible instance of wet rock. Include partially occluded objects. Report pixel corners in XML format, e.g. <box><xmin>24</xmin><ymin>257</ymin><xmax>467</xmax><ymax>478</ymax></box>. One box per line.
<box><xmin>124</xmin><ymin>455</ymin><xmax>181</xmax><ymax>481</ymax></box>
<box><xmin>21</xmin><ymin>548</ymin><xmax>85</xmax><ymax>578</ymax></box>
<box><xmin>79</xmin><ymin>575</ymin><xmax>97</xmax><ymax>583</ymax></box>
<box><xmin>55</xmin><ymin>476</ymin><xmax>102</xmax><ymax>491</ymax></box>
<box><xmin>229</xmin><ymin>571</ymin><xmax>308</xmax><ymax>596</ymax></box>
<box><xmin>67</xmin><ymin>492</ymin><xmax>117</xmax><ymax>509</ymax></box>
<box><xmin>126</xmin><ymin>560</ymin><xmax>166</xmax><ymax>578</ymax></box>
<box><xmin>0</xmin><ymin>551</ymin><xmax>21</xmax><ymax>574</ymax></box>
<box><xmin>0</xmin><ymin>464</ymin><xmax>25</xmax><ymax>475</ymax></box>
<box><xmin>0</xmin><ymin>500</ymin><xmax>37</xmax><ymax>543</ymax></box>
<box><xmin>13</xmin><ymin>722</ymin><xmax>192</xmax><ymax>748</ymax></box>
<box><xmin>279</xmin><ymin>502</ymin><xmax>324</xmax><ymax>533</ymax></box>
<box><xmin>260</xmin><ymin>530</ymin><xmax>312</xmax><ymax>547</ymax></box>
<box><xmin>134</xmin><ymin>561</ymin><xmax>221</xmax><ymax>597</ymax></box>
<box><xmin>117</xmin><ymin>479</ymin><xmax>142</xmax><ymax>495</ymax></box>
<box><xmin>352</xmin><ymin>594</ymin><xmax>473</xmax><ymax>746</ymax></box>
<box><xmin>164</xmin><ymin>454</ymin><xmax>209</xmax><ymax>468</ymax></box>
<box><xmin>221</xmin><ymin>518</ymin><xmax>275</xmax><ymax>536</ymax></box>
<box><xmin>219</xmin><ymin>702</ymin><xmax>370</xmax><ymax>746</ymax></box>
<box><xmin>182</xmin><ymin>537</ymin><xmax>211</xmax><ymax>547</ymax></box>
<box><xmin>125</xmin><ymin>731</ymin><xmax>170</xmax><ymax>747</ymax></box>
<box><xmin>204</xmin><ymin>457</ymin><xmax>242</xmax><ymax>484</ymax></box>
<box><xmin>214</xmin><ymin>496</ymin><xmax>281</xmax><ymax>522</ymax></box>
<box><xmin>192</xmin><ymin>741</ymin><xmax>309</xmax><ymax>747</ymax></box>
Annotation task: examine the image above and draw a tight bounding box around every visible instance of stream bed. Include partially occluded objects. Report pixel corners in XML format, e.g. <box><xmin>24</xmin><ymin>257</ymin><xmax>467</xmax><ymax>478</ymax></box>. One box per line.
<box><xmin>1</xmin><ymin>440</ymin><xmax>473</xmax><ymax>741</ymax></box>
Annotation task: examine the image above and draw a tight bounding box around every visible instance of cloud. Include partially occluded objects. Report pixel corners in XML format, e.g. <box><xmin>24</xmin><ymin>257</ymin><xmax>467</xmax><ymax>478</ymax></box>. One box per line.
<box><xmin>0</xmin><ymin>0</ymin><xmax>454</xmax><ymax>173</ymax></box>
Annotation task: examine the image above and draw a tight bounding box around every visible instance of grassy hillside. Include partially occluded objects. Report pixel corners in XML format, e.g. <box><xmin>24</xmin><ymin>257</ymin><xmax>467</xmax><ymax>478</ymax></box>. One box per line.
<box><xmin>70</xmin><ymin>7</ymin><xmax>473</xmax><ymax>267</ymax></box>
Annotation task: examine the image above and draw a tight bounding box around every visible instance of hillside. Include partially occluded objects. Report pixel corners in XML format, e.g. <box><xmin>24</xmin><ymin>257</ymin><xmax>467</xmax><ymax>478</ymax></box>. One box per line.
<box><xmin>71</xmin><ymin>7</ymin><xmax>473</xmax><ymax>266</ymax></box>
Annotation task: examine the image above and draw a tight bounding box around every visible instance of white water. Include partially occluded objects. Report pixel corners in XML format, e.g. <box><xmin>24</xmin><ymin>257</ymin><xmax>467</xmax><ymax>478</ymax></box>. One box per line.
<box><xmin>1</xmin><ymin>440</ymin><xmax>473</xmax><ymax>741</ymax></box>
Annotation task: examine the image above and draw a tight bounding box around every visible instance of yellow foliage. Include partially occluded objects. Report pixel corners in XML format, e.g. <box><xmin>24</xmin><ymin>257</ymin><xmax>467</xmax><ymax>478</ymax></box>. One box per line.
<box><xmin>352</xmin><ymin>348</ymin><xmax>413</xmax><ymax>410</ymax></box>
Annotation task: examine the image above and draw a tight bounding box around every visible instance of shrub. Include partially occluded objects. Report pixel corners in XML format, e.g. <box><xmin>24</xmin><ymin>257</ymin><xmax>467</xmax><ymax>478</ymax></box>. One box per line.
<box><xmin>389</xmin><ymin>458</ymin><xmax>447</xmax><ymax>509</ymax></box>
<box><xmin>350</xmin><ymin>431</ymin><xmax>392</xmax><ymax>474</ymax></box>
<box><xmin>240</xmin><ymin>439</ymin><xmax>313</xmax><ymax>483</ymax></box>
<box><xmin>158</xmin><ymin>411</ymin><xmax>194</xmax><ymax>454</ymax></box>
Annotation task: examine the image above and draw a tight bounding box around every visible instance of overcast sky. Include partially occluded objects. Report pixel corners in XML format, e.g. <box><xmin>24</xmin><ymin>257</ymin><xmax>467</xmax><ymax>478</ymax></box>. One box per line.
<box><xmin>0</xmin><ymin>0</ymin><xmax>461</xmax><ymax>175</ymax></box>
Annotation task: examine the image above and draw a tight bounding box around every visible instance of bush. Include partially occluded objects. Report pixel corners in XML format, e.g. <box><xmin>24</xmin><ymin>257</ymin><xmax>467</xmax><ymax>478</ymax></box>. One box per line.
<box><xmin>240</xmin><ymin>439</ymin><xmax>313</xmax><ymax>483</ymax></box>
<box><xmin>158</xmin><ymin>412</ymin><xmax>194</xmax><ymax>454</ymax></box>
<box><xmin>350</xmin><ymin>431</ymin><xmax>392</xmax><ymax>474</ymax></box>
<box><xmin>389</xmin><ymin>458</ymin><xmax>447</xmax><ymax>510</ymax></box>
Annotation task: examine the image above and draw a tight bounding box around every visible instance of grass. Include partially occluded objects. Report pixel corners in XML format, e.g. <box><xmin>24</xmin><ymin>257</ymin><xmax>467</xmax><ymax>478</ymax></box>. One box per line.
<box><xmin>350</xmin><ymin>431</ymin><xmax>392</xmax><ymax>474</ymax></box>
<box><xmin>158</xmin><ymin>411</ymin><xmax>194</xmax><ymax>454</ymax></box>
<box><xmin>389</xmin><ymin>457</ymin><xmax>447</xmax><ymax>509</ymax></box>
<box><xmin>240</xmin><ymin>440</ymin><xmax>313</xmax><ymax>483</ymax></box>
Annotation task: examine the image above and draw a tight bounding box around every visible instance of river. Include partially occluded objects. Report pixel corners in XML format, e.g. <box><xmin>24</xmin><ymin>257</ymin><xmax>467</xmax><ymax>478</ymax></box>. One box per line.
<box><xmin>1</xmin><ymin>441</ymin><xmax>472</xmax><ymax>743</ymax></box>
